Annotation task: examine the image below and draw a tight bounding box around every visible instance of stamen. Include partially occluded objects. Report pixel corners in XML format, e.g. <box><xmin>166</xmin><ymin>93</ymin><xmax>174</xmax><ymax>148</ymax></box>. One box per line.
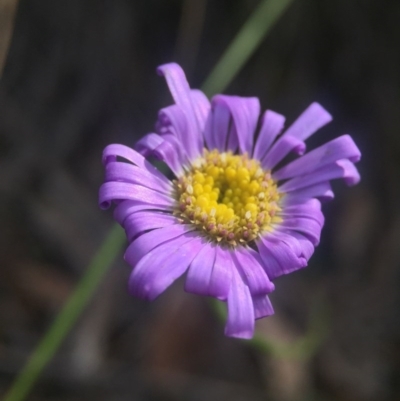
<box><xmin>173</xmin><ymin>149</ymin><xmax>282</xmax><ymax>246</ymax></box>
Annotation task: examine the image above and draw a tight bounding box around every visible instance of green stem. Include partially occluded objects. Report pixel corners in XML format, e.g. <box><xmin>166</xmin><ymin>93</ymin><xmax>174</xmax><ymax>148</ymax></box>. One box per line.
<box><xmin>201</xmin><ymin>0</ymin><xmax>295</xmax><ymax>96</ymax></box>
<box><xmin>3</xmin><ymin>225</ymin><xmax>126</xmax><ymax>401</ymax></box>
<box><xmin>209</xmin><ymin>294</ymin><xmax>329</xmax><ymax>360</ymax></box>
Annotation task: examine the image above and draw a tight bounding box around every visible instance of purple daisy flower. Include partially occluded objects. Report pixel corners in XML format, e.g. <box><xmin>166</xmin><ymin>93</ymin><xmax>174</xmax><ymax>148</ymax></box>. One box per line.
<box><xmin>99</xmin><ymin>63</ymin><xmax>361</xmax><ymax>339</ymax></box>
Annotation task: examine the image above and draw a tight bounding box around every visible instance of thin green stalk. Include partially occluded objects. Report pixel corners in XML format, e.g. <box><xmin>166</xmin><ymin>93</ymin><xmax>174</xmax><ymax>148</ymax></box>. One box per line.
<box><xmin>202</xmin><ymin>0</ymin><xmax>295</xmax><ymax>96</ymax></box>
<box><xmin>4</xmin><ymin>225</ymin><xmax>126</xmax><ymax>401</ymax></box>
<box><xmin>250</xmin><ymin>298</ymin><xmax>330</xmax><ymax>360</ymax></box>
<box><xmin>209</xmin><ymin>293</ymin><xmax>329</xmax><ymax>361</ymax></box>
<box><xmin>5</xmin><ymin>1</ymin><xmax>296</xmax><ymax>399</ymax></box>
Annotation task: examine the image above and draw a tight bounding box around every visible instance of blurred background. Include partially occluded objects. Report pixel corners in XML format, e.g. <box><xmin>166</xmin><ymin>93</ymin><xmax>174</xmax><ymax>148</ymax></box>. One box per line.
<box><xmin>1</xmin><ymin>0</ymin><xmax>399</xmax><ymax>400</ymax></box>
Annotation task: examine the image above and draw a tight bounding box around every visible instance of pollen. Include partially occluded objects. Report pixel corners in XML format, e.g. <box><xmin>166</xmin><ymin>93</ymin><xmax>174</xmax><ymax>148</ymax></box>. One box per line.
<box><xmin>174</xmin><ymin>149</ymin><xmax>282</xmax><ymax>246</ymax></box>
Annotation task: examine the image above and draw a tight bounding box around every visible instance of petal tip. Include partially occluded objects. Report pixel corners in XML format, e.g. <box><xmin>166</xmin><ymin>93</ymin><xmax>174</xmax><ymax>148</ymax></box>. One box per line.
<box><xmin>224</xmin><ymin>327</ymin><xmax>254</xmax><ymax>340</ymax></box>
<box><xmin>309</xmin><ymin>102</ymin><xmax>333</xmax><ymax>125</ymax></box>
<box><xmin>156</xmin><ymin>62</ymin><xmax>181</xmax><ymax>76</ymax></box>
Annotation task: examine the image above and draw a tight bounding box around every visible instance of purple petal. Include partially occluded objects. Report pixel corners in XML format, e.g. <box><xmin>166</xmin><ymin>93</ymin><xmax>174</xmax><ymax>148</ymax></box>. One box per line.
<box><xmin>156</xmin><ymin>106</ymin><xmax>191</xmax><ymax>164</ymax></box>
<box><xmin>123</xmin><ymin>211</ymin><xmax>178</xmax><ymax>242</ymax></box>
<box><xmin>253</xmin><ymin>110</ymin><xmax>285</xmax><ymax>161</ymax></box>
<box><xmin>266</xmin><ymin>230</ymin><xmax>303</xmax><ymax>257</ymax></box>
<box><xmin>203</xmin><ymin>97</ymin><xmax>231</xmax><ymax>151</ymax></box>
<box><xmin>253</xmin><ymin>244</ymin><xmax>282</xmax><ymax>281</ymax></box>
<box><xmin>105</xmin><ymin>161</ymin><xmax>172</xmax><ymax>194</ymax></box>
<box><xmin>281</xmin><ymin>199</ymin><xmax>324</xmax><ymax>226</ymax></box>
<box><xmin>157</xmin><ymin>105</ymin><xmax>186</xmax><ymax>137</ymax></box>
<box><xmin>162</xmin><ymin>133</ymin><xmax>190</xmax><ymax>167</ymax></box>
<box><xmin>260</xmin><ymin>103</ymin><xmax>332</xmax><ymax>170</ymax></box>
<box><xmin>129</xmin><ymin>234</ymin><xmax>203</xmax><ymax>300</ymax></box>
<box><xmin>157</xmin><ymin>63</ymin><xmax>202</xmax><ymax>159</ymax></box>
<box><xmin>232</xmin><ymin>247</ymin><xmax>275</xmax><ymax>295</ymax></box>
<box><xmin>158</xmin><ymin>90</ymin><xmax>209</xmax><ymax>142</ymax></box>
<box><xmin>124</xmin><ymin>224</ymin><xmax>194</xmax><ymax>267</ymax></box>
<box><xmin>262</xmin><ymin>135</ymin><xmax>306</xmax><ymax>170</ymax></box>
<box><xmin>253</xmin><ymin>294</ymin><xmax>274</xmax><ymax>319</ymax></box>
<box><xmin>135</xmin><ymin>133</ymin><xmax>184</xmax><ymax>176</ymax></box>
<box><xmin>279</xmin><ymin>230</ymin><xmax>315</xmax><ymax>260</ymax></box>
<box><xmin>99</xmin><ymin>182</ymin><xmax>174</xmax><ymax>210</ymax></box>
<box><xmin>282</xmin><ymin>102</ymin><xmax>332</xmax><ymax>141</ymax></box>
<box><xmin>282</xmin><ymin>182</ymin><xmax>334</xmax><ymax>205</ymax></box>
<box><xmin>225</xmin><ymin>269</ymin><xmax>255</xmax><ymax>339</ymax></box>
<box><xmin>278</xmin><ymin>216</ymin><xmax>323</xmax><ymax>246</ymax></box>
<box><xmin>257</xmin><ymin>235</ymin><xmax>307</xmax><ymax>280</ymax></box>
<box><xmin>134</xmin><ymin>132</ymin><xmax>161</xmax><ymax>153</ymax></box>
<box><xmin>273</xmin><ymin>135</ymin><xmax>361</xmax><ymax>181</ymax></box>
<box><xmin>279</xmin><ymin>159</ymin><xmax>360</xmax><ymax>193</ymax></box>
<box><xmin>208</xmin><ymin>95</ymin><xmax>260</xmax><ymax>153</ymax></box>
<box><xmin>185</xmin><ymin>241</ymin><xmax>216</xmax><ymax>295</ymax></box>
<box><xmin>102</xmin><ymin>144</ymin><xmax>168</xmax><ymax>183</ymax></box>
<box><xmin>190</xmin><ymin>89</ymin><xmax>211</xmax><ymax>133</ymax></box>
<box><xmin>225</xmin><ymin>117</ymin><xmax>240</xmax><ymax>152</ymax></box>
<box><xmin>238</xmin><ymin>96</ymin><xmax>260</xmax><ymax>154</ymax></box>
<box><xmin>113</xmin><ymin>200</ymin><xmax>172</xmax><ymax>225</ymax></box>
<box><xmin>282</xmin><ymin>197</ymin><xmax>321</xmax><ymax>213</ymax></box>
<box><xmin>209</xmin><ymin>246</ymin><xmax>233</xmax><ymax>300</ymax></box>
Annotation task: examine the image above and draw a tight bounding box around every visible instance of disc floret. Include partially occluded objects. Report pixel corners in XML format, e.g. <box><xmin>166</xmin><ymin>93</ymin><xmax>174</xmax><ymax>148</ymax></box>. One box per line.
<box><xmin>174</xmin><ymin>149</ymin><xmax>282</xmax><ymax>246</ymax></box>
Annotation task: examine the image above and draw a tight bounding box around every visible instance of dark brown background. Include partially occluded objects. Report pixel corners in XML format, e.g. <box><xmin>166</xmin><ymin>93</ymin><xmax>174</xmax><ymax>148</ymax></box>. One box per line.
<box><xmin>1</xmin><ymin>0</ymin><xmax>399</xmax><ymax>400</ymax></box>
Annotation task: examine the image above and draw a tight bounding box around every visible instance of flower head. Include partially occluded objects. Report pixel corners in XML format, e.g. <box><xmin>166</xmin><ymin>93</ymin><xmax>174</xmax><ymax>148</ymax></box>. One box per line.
<box><xmin>99</xmin><ymin>63</ymin><xmax>361</xmax><ymax>339</ymax></box>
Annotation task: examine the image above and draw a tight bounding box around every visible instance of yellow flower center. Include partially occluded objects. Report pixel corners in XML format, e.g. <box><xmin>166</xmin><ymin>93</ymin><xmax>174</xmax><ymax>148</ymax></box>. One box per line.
<box><xmin>174</xmin><ymin>149</ymin><xmax>282</xmax><ymax>246</ymax></box>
